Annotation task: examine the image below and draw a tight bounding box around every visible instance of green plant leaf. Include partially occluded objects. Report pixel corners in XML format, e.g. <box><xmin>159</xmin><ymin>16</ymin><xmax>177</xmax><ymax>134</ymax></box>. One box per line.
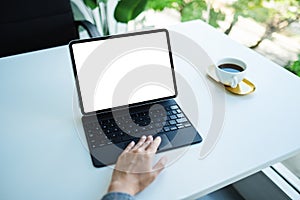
<box><xmin>114</xmin><ymin>0</ymin><xmax>148</xmax><ymax>23</ymax></box>
<box><xmin>285</xmin><ymin>56</ymin><xmax>300</xmax><ymax>77</ymax></box>
<box><xmin>83</xmin><ymin>0</ymin><xmax>98</xmax><ymax>9</ymax></box>
<box><xmin>146</xmin><ymin>0</ymin><xmax>184</xmax><ymax>11</ymax></box>
<box><xmin>208</xmin><ymin>8</ymin><xmax>225</xmax><ymax>28</ymax></box>
<box><xmin>181</xmin><ymin>0</ymin><xmax>207</xmax><ymax>22</ymax></box>
<box><xmin>71</xmin><ymin>1</ymin><xmax>86</xmax><ymax>20</ymax></box>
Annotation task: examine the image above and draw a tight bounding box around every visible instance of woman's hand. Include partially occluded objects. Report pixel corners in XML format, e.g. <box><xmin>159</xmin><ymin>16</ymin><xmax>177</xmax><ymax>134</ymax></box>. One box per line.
<box><xmin>108</xmin><ymin>135</ymin><xmax>167</xmax><ymax>196</ymax></box>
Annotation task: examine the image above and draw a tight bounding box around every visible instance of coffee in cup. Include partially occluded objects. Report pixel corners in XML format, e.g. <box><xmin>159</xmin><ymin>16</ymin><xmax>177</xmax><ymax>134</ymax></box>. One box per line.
<box><xmin>216</xmin><ymin>58</ymin><xmax>247</xmax><ymax>88</ymax></box>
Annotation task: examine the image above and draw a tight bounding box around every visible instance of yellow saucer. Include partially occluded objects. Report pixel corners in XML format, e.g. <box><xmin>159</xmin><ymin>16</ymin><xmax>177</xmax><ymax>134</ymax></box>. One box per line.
<box><xmin>207</xmin><ymin>64</ymin><xmax>255</xmax><ymax>95</ymax></box>
<box><xmin>224</xmin><ymin>79</ymin><xmax>256</xmax><ymax>95</ymax></box>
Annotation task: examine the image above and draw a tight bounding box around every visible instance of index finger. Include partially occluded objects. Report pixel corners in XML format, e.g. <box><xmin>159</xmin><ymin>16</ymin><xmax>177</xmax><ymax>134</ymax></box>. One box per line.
<box><xmin>146</xmin><ymin>136</ymin><xmax>161</xmax><ymax>153</ymax></box>
<box><xmin>123</xmin><ymin>141</ymin><xmax>135</xmax><ymax>153</ymax></box>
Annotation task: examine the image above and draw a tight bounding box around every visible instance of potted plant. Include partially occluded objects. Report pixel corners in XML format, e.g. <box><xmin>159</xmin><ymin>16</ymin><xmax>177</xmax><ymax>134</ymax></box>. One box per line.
<box><xmin>82</xmin><ymin>0</ymin><xmax>148</xmax><ymax>35</ymax></box>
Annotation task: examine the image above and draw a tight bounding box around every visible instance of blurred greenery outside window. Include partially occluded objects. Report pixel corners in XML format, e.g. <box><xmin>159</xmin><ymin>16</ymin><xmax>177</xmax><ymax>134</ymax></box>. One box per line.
<box><xmin>285</xmin><ymin>55</ymin><xmax>300</xmax><ymax>76</ymax></box>
<box><xmin>72</xmin><ymin>0</ymin><xmax>300</xmax><ymax>76</ymax></box>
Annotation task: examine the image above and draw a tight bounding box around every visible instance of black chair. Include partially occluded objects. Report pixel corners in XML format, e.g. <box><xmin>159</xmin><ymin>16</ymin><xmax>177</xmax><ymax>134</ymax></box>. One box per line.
<box><xmin>0</xmin><ymin>0</ymin><xmax>100</xmax><ymax>58</ymax></box>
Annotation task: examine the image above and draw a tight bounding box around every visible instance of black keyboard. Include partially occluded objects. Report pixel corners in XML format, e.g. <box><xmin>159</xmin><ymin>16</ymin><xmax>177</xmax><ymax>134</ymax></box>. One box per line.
<box><xmin>83</xmin><ymin>104</ymin><xmax>191</xmax><ymax>149</ymax></box>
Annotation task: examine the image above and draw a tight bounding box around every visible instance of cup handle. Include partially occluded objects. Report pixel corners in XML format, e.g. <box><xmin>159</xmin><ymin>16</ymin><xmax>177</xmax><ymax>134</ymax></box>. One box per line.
<box><xmin>231</xmin><ymin>77</ymin><xmax>238</xmax><ymax>88</ymax></box>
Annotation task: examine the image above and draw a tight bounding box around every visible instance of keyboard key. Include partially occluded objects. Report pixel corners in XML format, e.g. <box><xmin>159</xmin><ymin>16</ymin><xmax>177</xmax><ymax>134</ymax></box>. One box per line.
<box><xmin>170</xmin><ymin>115</ymin><xmax>177</xmax><ymax>120</ymax></box>
<box><xmin>184</xmin><ymin>123</ymin><xmax>191</xmax><ymax>127</ymax></box>
<box><xmin>98</xmin><ymin>143</ymin><xmax>106</xmax><ymax>147</ymax></box>
<box><xmin>86</xmin><ymin>104</ymin><xmax>188</xmax><ymax>149</ymax></box>
<box><xmin>169</xmin><ymin>120</ymin><xmax>176</xmax><ymax>125</ymax></box>
<box><xmin>176</xmin><ymin>118</ymin><xmax>187</xmax><ymax>123</ymax></box>
<box><xmin>164</xmin><ymin>127</ymin><xmax>170</xmax><ymax>132</ymax></box>
<box><xmin>177</xmin><ymin>113</ymin><xmax>184</xmax><ymax>118</ymax></box>
<box><xmin>170</xmin><ymin>105</ymin><xmax>178</xmax><ymax>110</ymax></box>
<box><xmin>142</xmin><ymin>112</ymin><xmax>147</xmax><ymax>116</ymax></box>
<box><xmin>113</xmin><ymin>128</ymin><xmax>119</xmax><ymax>132</ymax></box>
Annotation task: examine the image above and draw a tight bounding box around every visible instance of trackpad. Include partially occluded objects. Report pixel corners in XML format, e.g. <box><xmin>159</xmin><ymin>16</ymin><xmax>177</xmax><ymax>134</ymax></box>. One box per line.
<box><xmin>157</xmin><ymin>134</ymin><xmax>172</xmax><ymax>151</ymax></box>
<box><xmin>92</xmin><ymin>144</ymin><xmax>124</xmax><ymax>167</ymax></box>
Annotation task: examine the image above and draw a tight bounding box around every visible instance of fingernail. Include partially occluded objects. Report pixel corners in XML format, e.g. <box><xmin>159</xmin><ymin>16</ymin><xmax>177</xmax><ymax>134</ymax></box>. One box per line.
<box><xmin>142</xmin><ymin>135</ymin><xmax>146</xmax><ymax>139</ymax></box>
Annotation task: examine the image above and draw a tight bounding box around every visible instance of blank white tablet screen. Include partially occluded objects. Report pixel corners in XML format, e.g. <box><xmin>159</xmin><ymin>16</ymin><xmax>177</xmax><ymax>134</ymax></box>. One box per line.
<box><xmin>71</xmin><ymin>31</ymin><xmax>176</xmax><ymax>113</ymax></box>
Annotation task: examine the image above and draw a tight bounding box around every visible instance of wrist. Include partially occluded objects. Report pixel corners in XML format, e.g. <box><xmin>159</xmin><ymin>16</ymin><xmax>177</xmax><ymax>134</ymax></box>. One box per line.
<box><xmin>108</xmin><ymin>181</ymin><xmax>137</xmax><ymax>196</ymax></box>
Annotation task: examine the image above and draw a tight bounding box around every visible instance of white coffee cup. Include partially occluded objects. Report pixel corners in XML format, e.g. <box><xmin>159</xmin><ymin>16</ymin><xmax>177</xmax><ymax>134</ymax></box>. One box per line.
<box><xmin>215</xmin><ymin>58</ymin><xmax>247</xmax><ymax>88</ymax></box>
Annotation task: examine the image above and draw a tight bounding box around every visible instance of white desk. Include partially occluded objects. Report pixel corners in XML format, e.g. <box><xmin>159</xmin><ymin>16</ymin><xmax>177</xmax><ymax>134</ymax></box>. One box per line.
<box><xmin>1</xmin><ymin>20</ymin><xmax>300</xmax><ymax>200</ymax></box>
